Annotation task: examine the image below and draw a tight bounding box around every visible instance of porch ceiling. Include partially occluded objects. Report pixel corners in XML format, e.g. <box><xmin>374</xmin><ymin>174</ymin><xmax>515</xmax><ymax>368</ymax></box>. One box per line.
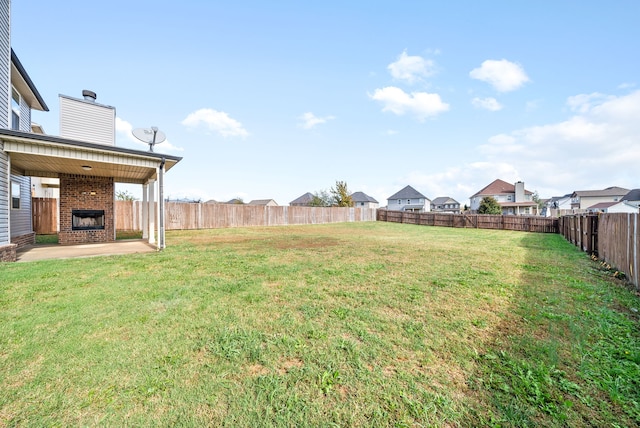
<box><xmin>1</xmin><ymin>129</ymin><xmax>181</xmax><ymax>184</ymax></box>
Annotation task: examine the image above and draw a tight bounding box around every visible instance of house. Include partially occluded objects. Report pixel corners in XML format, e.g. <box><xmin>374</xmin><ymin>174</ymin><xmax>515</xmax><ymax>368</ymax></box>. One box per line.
<box><xmin>587</xmin><ymin>201</ymin><xmax>639</xmax><ymax>214</ymax></box>
<box><xmin>570</xmin><ymin>186</ymin><xmax>630</xmax><ymax>210</ymax></box>
<box><xmin>387</xmin><ymin>185</ymin><xmax>431</xmax><ymax>212</ymax></box>
<box><xmin>248</xmin><ymin>199</ymin><xmax>278</xmax><ymax>206</ymax></box>
<box><xmin>226</xmin><ymin>198</ymin><xmax>245</xmax><ymax>204</ymax></box>
<box><xmin>621</xmin><ymin>189</ymin><xmax>640</xmax><ymax>209</ymax></box>
<box><xmin>351</xmin><ymin>191</ymin><xmax>378</xmax><ymax>209</ymax></box>
<box><xmin>470</xmin><ymin>179</ymin><xmax>539</xmax><ymax>215</ymax></box>
<box><xmin>543</xmin><ymin>194</ymin><xmax>572</xmax><ymax>216</ymax></box>
<box><xmin>0</xmin><ymin>1</ymin><xmax>182</xmax><ymax>261</ymax></box>
<box><xmin>430</xmin><ymin>196</ymin><xmax>461</xmax><ymax>214</ymax></box>
<box><xmin>290</xmin><ymin>192</ymin><xmax>315</xmax><ymax>206</ymax></box>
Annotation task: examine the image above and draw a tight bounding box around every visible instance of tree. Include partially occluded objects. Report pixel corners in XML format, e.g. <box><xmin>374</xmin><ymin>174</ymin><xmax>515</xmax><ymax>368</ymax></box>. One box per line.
<box><xmin>116</xmin><ymin>190</ymin><xmax>137</xmax><ymax>201</ymax></box>
<box><xmin>532</xmin><ymin>191</ymin><xmax>544</xmax><ymax>210</ymax></box>
<box><xmin>478</xmin><ymin>196</ymin><xmax>502</xmax><ymax>214</ymax></box>
<box><xmin>330</xmin><ymin>180</ymin><xmax>353</xmax><ymax>207</ymax></box>
<box><xmin>310</xmin><ymin>190</ymin><xmax>332</xmax><ymax>207</ymax></box>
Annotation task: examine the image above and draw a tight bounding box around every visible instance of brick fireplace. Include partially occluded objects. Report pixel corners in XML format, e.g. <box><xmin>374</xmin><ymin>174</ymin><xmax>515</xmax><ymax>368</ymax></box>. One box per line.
<box><xmin>58</xmin><ymin>174</ymin><xmax>115</xmax><ymax>245</ymax></box>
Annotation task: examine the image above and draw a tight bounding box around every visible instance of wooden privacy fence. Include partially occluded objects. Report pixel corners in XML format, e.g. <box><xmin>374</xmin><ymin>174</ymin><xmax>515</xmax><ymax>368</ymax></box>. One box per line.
<box><xmin>560</xmin><ymin>213</ymin><xmax>639</xmax><ymax>290</ymax></box>
<box><xmin>116</xmin><ymin>201</ymin><xmax>377</xmax><ymax>230</ymax></box>
<box><xmin>377</xmin><ymin>210</ymin><xmax>559</xmax><ymax>233</ymax></box>
<box><xmin>32</xmin><ymin>197</ymin><xmax>58</xmax><ymax>234</ymax></box>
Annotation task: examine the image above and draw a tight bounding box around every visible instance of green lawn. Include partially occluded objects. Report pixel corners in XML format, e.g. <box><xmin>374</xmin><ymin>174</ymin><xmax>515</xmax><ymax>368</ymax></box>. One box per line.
<box><xmin>2</xmin><ymin>222</ymin><xmax>639</xmax><ymax>427</ymax></box>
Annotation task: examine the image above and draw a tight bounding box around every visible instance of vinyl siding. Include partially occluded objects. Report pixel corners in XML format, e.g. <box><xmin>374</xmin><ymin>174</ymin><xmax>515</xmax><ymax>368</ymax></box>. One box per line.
<box><xmin>0</xmin><ymin>1</ymin><xmax>9</xmax><ymax>129</ymax></box>
<box><xmin>1</xmin><ymin>2</ymin><xmax>11</xmax><ymax>245</ymax></box>
<box><xmin>9</xmin><ymin>172</ymin><xmax>31</xmax><ymax>238</ymax></box>
<box><xmin>0</xmin><ymin>150</ymin><xmax>8</xmax><ymax>244</ymax></box>
<box><xmin>18</xmin><ymin>92</ymin><xmax>30</xmax><ymax>131</ymax></box>
<box><xmin>60</xmin><ymin>95</ymin><xmax>115</xmax><ymax>145</ymax></box>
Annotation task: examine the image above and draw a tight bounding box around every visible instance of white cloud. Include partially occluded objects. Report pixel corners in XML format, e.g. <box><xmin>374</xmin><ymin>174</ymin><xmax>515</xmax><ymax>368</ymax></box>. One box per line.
<box><xmin>469</xmin><ymin>59</ymin><xmax>530</xmax><ymax>92</ymax></box>
<box><xmin>115</xmin><ymin>117</ymin><xmax>182</xmax><ymax>152</ymax></box>
<box><xmin>369</xmin><ymin>86</ymin><xmax>449</xmax><ymax>121</ymax></box>
<box><xmin>472</xmin><ymin>97</ymin><xmax>503</xmax><ymax>111</ymax></box>
<box><xmin>181</xmin><ymin>108</ymin><xmax>249</xmax><ymax>137</ymax></box>
<box><xmin>298</xmin><ymin>112</ymin><xmax>335</xmax><ymax>130</ymax></box>
<box><xmin>392</xmin><ymin>90</ymin><xmax>640</xmax><ymax>205</ymax></box>
<box><xmin>387</xmin><ymin>50</ymin><xmax>436</xmax><ymax>84</ymax></box>
<box><xmin>477</xmin><ymin>90</ymin><xmax>640</xmax><ymax>195</ymax></box>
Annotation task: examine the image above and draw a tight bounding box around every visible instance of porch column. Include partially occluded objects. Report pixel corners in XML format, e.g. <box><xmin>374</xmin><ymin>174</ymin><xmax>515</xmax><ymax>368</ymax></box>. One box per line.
<box><xmin>147</xmin><ymin>179</ymin><xmax>156</xmax><ymax>245</ymax></box>
<box><xmin>142</xmin><ymin>182</ymin><xmax>149</xmax><ymax>240</ymax></box>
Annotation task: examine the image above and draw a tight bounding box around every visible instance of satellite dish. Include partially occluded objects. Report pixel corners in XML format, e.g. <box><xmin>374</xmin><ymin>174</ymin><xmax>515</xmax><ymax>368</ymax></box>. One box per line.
<box><xmin>132</xmin><ymin>126</ymin><xmax>166</xmax><ymax>152</ymax></box>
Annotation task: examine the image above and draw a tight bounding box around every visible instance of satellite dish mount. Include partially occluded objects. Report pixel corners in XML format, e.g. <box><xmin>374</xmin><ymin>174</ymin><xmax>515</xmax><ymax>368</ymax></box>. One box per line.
<box><xmin>132</xmin><ymin>126</ymin><xmax>166</xmax><ymax>152</ymax></box>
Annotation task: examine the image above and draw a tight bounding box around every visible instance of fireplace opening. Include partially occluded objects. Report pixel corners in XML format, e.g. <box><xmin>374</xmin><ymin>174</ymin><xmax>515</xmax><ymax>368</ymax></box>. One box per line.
<box><xmin>72</xmin><ymin>209</ymin><xmax>105</xmax><ymax>230</ymax></box>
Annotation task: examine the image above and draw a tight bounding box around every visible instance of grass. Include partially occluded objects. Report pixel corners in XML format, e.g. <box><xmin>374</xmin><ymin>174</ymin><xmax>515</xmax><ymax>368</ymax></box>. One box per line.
<box><xmin>2</xmin><ymin>222</ymin><xmax>639</xmax><ymax>426</ymax></box>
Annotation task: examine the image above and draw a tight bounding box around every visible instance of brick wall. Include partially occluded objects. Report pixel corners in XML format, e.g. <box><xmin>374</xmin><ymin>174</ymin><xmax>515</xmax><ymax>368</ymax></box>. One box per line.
<box><xmin>11</xmin><ymin>232</ymin><xmax>35</xmax><ymax>248</ymax></box>
<box><xmin>58</xmin><ymin>174</ymin><xmax>115</xmax><ymax>245</ymax></box>
<box><xmin>0</xmin><ymin>243</ymin><xmax>17</xmax><ymax>262</ymax></box>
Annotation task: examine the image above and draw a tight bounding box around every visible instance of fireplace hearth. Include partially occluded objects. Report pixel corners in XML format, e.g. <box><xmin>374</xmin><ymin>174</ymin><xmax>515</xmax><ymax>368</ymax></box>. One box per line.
<box><xmin>72</xmin><ymin>209</ymin><xmax>105</xmax><ymax>231</ymax></box>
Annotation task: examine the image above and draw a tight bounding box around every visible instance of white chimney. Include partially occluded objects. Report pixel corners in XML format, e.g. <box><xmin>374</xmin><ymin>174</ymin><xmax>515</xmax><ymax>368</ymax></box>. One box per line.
<box><xmin>515</xmin><ymin>181</ymin><xmax>525</xmax><ymax>202</ymax></box>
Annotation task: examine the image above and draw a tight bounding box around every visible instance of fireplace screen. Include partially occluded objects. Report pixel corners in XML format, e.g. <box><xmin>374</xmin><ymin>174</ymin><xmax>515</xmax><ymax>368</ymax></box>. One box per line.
<box><xmin>72</xmin><ymin>210</ymin><xmax>105</xmax><ymax>230</ymax></box>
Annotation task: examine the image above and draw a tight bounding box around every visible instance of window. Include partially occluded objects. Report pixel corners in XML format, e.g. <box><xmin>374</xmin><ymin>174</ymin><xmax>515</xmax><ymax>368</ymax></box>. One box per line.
<box><xmin>11</xmin><ymin>88</ymin><xmax>20</xmax><ymax>130</ymax></box>
<box><xmin>398</xmin><ymin>199</ymin><xmax>401</xmax><ymax>204</ymax></box>
<box><xmin>407</xmin><ymin>199</ymin><xmax>411</xmax><ymax>204</ymax></box>
<box><xmin>11</xmin><ymin>181</ymin><xmax>21</xmax><ymax>209</ymax></box>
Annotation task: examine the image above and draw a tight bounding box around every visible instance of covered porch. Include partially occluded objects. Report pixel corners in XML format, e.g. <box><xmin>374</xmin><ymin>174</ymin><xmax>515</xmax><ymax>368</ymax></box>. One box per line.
<box><xmin>1</xmin><ymin>129</ymin><xmax>182</xmax><ymax>249</ymax></box>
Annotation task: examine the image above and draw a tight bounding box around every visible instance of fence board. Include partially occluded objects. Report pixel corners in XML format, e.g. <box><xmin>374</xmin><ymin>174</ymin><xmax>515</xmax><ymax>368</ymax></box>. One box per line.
<box><xmin>32</xmin><ymin>197</ymin><xmax>58</xmax><ymax>234</ymax></box>
<box><xmin>377</xmin><ymin>210</ymin><xmax>558</xmax><ymax>234</ymax></box>
<box><xmin>114</xmin><ymin>201</ymin><xmax>376</xmax><ymax>230</ymax></box>
<box><xmin>560</xmin><ymin>213</ymin><xmax>639</xmax><ymax>290</ymax></box>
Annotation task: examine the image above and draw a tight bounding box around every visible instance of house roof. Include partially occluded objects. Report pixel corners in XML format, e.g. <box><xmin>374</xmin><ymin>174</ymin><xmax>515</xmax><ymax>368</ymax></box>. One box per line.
<box><xmin>431</xmin><ymin>196</ymin><xmax>459</xmax><ymax>205</ymax></box>
<box><xmin>290</xmin><ymin>192</ymin><xmax>314</xmax><ymax>205</ymax></box>
<box><xmin>588</xmin><ymin>201</ymin><xmax>619</xmax><ymax>209</ymax></box>
<box><xmin>11</xmin><ymin>49</ymin><xmax>48</xmax><ymax>112</ymax></box>
<box><xmin>571</xmin><ymin>186</ymin><xmax>630</xmax><ymax>198</ymax></box>
<box><xmin>351</xmin><ymin>191</ymin><xmax>378</xmax><ymax>203</ymax></box>
<box><xmin>248</xmin><ymin>199</ymin><xmax>278</xmax><ymax>205</ymax></box>
<box><xmin>622</xmin><ymin>189</ymin><xmax>640</xmax><ymax>202</ymax></box>
<box><xmin>0</xmin><ymin>128</ymin><xmax>181</xmax><ymax>184</ymax></box>
<box><xmin>387</xmin><ymin>185</ymin><xmax>427</xmax><ymax>200</ymax></box>
<box><xmin>471</xmin><ymin>179</ymin><xmax>532</xmax><ymax>198</ymax></box>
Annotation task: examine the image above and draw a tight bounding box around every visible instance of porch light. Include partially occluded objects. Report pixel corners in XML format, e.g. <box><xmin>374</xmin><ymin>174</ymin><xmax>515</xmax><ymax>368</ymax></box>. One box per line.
<box><xmin>81</xmin><ymin>165</ymin><xmax>92</xmax><ymax>171</ymax></box>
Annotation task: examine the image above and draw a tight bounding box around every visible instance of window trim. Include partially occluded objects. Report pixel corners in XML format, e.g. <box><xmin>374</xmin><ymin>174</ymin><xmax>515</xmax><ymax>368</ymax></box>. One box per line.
<box><xmin>11</xmin><ymin>180</ymin><xmax>21</xmax><ymax>209</ymax></box>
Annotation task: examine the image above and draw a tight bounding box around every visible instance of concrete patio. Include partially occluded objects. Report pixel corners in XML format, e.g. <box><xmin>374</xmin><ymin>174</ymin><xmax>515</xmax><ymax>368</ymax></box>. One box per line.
<box><xmin>16</xmin><ymin>240</ymin><xmax>157</xmax><ymax>262</ymax></box>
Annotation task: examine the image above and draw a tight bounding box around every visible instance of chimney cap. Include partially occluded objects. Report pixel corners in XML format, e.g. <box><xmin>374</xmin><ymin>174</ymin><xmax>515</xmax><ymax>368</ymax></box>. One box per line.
<box><xmin>82</xmin><ymin>90</ymin><xmax>97</xmax><ymax>101</ymax></box>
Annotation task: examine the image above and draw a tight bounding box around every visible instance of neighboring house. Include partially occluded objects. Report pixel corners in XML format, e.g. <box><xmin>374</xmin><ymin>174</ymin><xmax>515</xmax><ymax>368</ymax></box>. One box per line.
<box><xmin>387</xmin><ymin>185</ymin><xmax>431</xmax><ymax>212</ymax></box>
<box><xmin>290</xmin><ymin>192</ymin><xmax>315</xmax><ymax>206</ymax></box>
<box><xmin>226</xmin><ymin>198</ymin><xmax>245</xmax><ymax>204</ymax></box>
<box><xmin>248</xmin><ymin>199</ymin><xmax>278</xmax><ymax>206</ymax></box>
<box><xmin>351</xmin><ymin>191</ymin><xmax>378</xmax><ymax>209</ymax></box>
<box><xmin>470</xmin><ymin>179</ymin><xmax>539</xmax><ymax>215</ymax></box>
<box><xmin>621</xmin><ymin>189</ymin><xmax>640</xmax><ymax>209</ymax></box>
<box><xmin>587</xmin><ymin>201</ymin><xmax>639</xmax><ymax>214</ymax></box>
<box><xmin>570</xmin><ymin>186</ymin><xmax>630</xmax><ymax>210</ymax></box>
<box><xmin>0</xmin><ymin>1</ymin><xmax>182</xmax><ymax>261</ymax></box>
<box><xmin>430</xmin><ymin>196</ymin><xmax>460</xmax><ymax>214</ymax></box>
<box><xmin>543</xmin><ymin>194</ymin><xmax>572</xmax><ymax>217</ymax></box>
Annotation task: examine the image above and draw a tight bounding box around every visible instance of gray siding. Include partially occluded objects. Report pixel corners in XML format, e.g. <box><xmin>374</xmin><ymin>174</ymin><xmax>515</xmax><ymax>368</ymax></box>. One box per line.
<box><xmin>60</xmin><ymin>95</ymin><xmax>115</xmax><ymax>145</ymax></box>
<box><xmin>0</xmin><ymin>0</ymin><xmax>9</xmax><ymax>129</ymax></box>
<box><xmin>9</xmin><ymin>172</ymin><xmax>31</xmax><ymax>238</ymax></box>
<box><xmin>18</xmin><ymin>91</ymin><xmax>30</xmax><ymax>131</ymax></box>
<box><xmin>1</xmin><ymin>2</ymin><xmax>11</xmax><ymax>245</ymax></box>
<box><xmin>0</xmin><ymin>149</ymin><xmax>8</xmax><ymax>244</ymax></box>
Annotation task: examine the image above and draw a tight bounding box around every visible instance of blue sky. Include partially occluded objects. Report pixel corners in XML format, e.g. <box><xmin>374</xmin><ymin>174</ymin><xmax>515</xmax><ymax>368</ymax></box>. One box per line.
<box><xmin>12</xmin><ymin>1</ymin><xmax>640</xmax><ymax>206</ymax></box>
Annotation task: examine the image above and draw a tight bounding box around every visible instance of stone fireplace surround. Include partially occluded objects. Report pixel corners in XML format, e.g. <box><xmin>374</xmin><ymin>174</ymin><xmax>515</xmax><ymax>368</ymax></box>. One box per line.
<box><xmin>58</xmin><ymin>174</ymin><xmax>115</xmax><ymax>245</ymax></box>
